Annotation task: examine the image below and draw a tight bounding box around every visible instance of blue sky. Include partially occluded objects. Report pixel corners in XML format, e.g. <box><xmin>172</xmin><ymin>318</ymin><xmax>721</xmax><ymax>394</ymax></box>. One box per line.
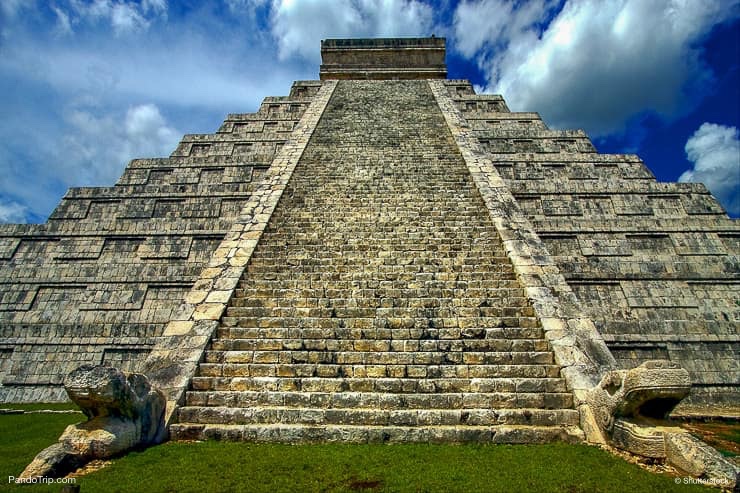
<box><xmin>1</xmin><ymin>0</ymin><xmax>738</xmax><ymax>223</ymax></box>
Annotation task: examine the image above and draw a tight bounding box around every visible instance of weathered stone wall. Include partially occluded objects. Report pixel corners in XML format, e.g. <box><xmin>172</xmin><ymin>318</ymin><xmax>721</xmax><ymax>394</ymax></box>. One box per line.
<box><xmin>443</xmin><ymin>80</ymin><xmax>739</xmax><ymax>413</ymax></box>
<box><xmin>0</xmin><ymin>81</ymin><xmax>322</xmax><ymax>402</ymax></box>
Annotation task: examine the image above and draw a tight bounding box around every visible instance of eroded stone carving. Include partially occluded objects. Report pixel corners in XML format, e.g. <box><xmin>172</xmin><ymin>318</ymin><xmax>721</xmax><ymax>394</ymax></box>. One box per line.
<box><xmin>585</xmin><ymin>360</ymin><xmax>738</xmax><ymax>488</ymax></box>
<box><xmin>19</xmin><ymin>365</ymin><xmax>165</xmax><ymax>479</ymax></box>
<box><xmin>586</xmin><ymin>360</ymin><xmax>692</xmax><ymax>435</ymax></box>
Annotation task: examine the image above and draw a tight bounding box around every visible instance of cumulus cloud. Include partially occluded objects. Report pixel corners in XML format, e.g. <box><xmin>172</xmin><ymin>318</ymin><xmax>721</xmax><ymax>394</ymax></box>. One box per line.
<box><xmin>679</xmin><ymin>123</ymin><xmax>740</xmax><ymax>215</ymax></box>
<box><xmin>454</xmin><ymin>0</ymin><xmax>740</xmax><ymax>136</ymax></box>
<box><xmin>454</xmin><ymin>0</ymin><xmax>557</xmax><ymax>58</ymax></box>
<box><xmin>271</xmin><ymin>0</ymin><xmax>435</xmax><ymax>61</ymax></box>
<box><xmin>0</xmin><ymin>199</ymin><xmax>28</xmax><ymax>224</ymax></box>
<box><xmin>60</xmin><ymin>103</ymin><xmax>180</xmax><ymax>185</ymax></box>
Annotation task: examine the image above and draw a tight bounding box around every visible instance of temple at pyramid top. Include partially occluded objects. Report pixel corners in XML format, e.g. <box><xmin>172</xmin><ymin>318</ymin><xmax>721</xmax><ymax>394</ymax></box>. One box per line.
<box><xmin>319</xmin><ymin>37</ymin><xmax>447</xmax><ymax>80</ymax></box>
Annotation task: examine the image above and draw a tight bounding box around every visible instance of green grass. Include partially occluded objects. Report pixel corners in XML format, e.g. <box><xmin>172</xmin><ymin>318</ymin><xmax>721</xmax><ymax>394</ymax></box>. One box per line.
<box><xmin>0</xmin><ymin>402</ymin><xmax>80</xmax><ymax>412</ymax></box>
<box><xmin>1</xmin><ymin>411</ymin><xmax>713</xmax><ymax>493</ymax></box>
<box><xmin>1</xmin><ymin>409</ymin><xmax>83</xmax><ymax>488</ymax></box>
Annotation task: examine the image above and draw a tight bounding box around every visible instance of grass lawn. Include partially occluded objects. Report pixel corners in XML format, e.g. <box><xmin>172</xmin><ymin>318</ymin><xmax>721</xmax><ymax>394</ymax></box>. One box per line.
<box><xmin>1</xmin><ymin>406</ymin><xmax>84</xmax><ymax>490</ymax></box>
<box><xmin>1</xmin><ymin>402</ymin><xmax>83</xmax><ymax>412</ymax></box>
<box><xmin>1</xmin><ymin>408</ymin><xmax>715</xmax><ymax>493</ymax></box>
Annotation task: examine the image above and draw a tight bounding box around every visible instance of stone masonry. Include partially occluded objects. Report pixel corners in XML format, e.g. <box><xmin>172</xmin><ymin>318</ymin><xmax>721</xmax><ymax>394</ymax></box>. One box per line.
<box><xmin>0</xmin><ymin>38</ymin><xmax>737</xmax><ymax>442</ymax></box>
<box><xmin>0</xmin><ymin>79</ymin><xmax>324</xmax><ymax>402</ymax></box>
<box><xmin>170</xmin><ymin>79</ymin><xmax>583</xmax><ymax>443</ymax></box>
<box><xmin>442</xmin><ymin>86</ymin><xmax>740</xmax><ymax>414</ymax></box>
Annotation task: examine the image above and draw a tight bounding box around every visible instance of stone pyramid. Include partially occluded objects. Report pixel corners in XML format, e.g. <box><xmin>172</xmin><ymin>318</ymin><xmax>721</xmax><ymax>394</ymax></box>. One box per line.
<box><xmin>0</xmin><ymin>39</ymin><xmax>737</xmax><ymax>445</ymax></box>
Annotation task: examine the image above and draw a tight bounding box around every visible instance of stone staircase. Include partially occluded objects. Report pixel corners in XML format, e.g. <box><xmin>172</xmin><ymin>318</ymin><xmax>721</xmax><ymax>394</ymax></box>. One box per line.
<box><xmin>170</xmin><ymin>80</ymin><xmax>583</xmax><ymax>443</ymax></box>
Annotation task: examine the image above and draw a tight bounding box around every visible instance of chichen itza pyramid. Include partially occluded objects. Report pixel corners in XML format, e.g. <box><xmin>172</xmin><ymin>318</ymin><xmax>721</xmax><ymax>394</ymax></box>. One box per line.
<box><xmin>1</xmin><ymin>38</ymin><xmax>737</xmax><ymax>451</ymax></box>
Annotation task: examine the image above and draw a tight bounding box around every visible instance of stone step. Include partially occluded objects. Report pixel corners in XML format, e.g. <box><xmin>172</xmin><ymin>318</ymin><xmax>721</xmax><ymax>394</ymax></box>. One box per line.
<box><xmin>264</xmin><ymin>188</ymin><xmax>485</xmax><ymax>196</ymax></box>
<box><xmin>253</xmin><ymin>231</ymin><xmax>504</xmax><ymax>238</ymax></box>
<box><xmin>276</xmin><ymin>188</ymin><xmax>482</xmax><ymax>193</ymax></box>
<box><xmin>244</xmin><ymin>265</ymin><xmax>516</xmax><ymax>276</ymax></box>
<box><xmin>252</xmin><ymin>229</ymin><xmax>500</xmax><ymax>238</ymax></box>
<box><xmin>239</xmin><ymin>279</ymin><xmax>523</xmax><ymax>290</ymax></box>
<box><xmin>217</xmin><ymin>320</ymin><xmax>542</xmax><ymax>334</ymax></box>
<box><xmin>268</xmin><ymin>176</ymin><xmax>480</xmax><ymax>184</ymax></box>
<box><xmin>230</xmin><ymin>297</ymin><xmax>532</xmax><ymax>309</ymax></box>
<box><xmin>253</xmin><ymin>227</ymin><xmax>502</xmax><ymax>236</ymax></box>
<box><xmin>270</xmin><ymin>176</ymin><xmax>480</xmax><ymax>183</ymax></box>
<box><xmin>177</xmin><ymin>406</ymin><xmax>580</xmax><ymax>427</ymax></box>
<box><xmin>198</xmin><ymin>353</ymin><xmax>560</xmax><ymax>378</ymax></box>
<box><xmin>190</xmin><ymin>376</ymin><xmax>568</xmax><ymax>394</ymax></box>
<box><xmin>215</xmin><ymin>325</ymin><xmax>545</xmax><ymax>340</ymax></box>
<box><xmin>251</xmin><ymin>235</ymin><xmax>502</xmax><ymax>244</ymax></box>
<box><xmin>224</xmin><ymin>306</ymin><xmax>534</xmax><ymax>318</ymax></box>
<box><xmin>251</xmin><ymin>234</ymin><xmax>501</xmax><ymax>244</ymax></box>
<box><xmin>268</xmin><ymin>183</ymin><xmax>482</xmax><ymax>190</ymax></box>
<box><xmin>234</xmin><ymin>287</ymin><xmax>526</xmax><ymax>299</ymax></box>
<box><xmin>245</xmin><ymin>257</ymin><xmax>515</xmax><ymax>268</ymax></box>
<box><xmin>209</xmin><ymin>337</ymin><xmax>552</xmax><ymax>352</ymax></box>
<box><xmin>237</xmin><ymin>271</ymin><xmax>517</xmax><ymax>282</ymax></box>
<box><xmin>243</xmin><ymin>268</ymin><xmax>517</xmax><ymax>279</ymax></box>
<box><xmin>184</xmin><ymin>390</ymin><xmax>574</xmax><ymax>410</ymax></box>
<box><xmin>255</xmin><ymin>225</ymin><xmax>500</xmax><ymax>233</ymax></box>
<box><xmin>251</xmin><ymin>228</ymin><xmax>506</xmax><ymax>235</ymax></box>
<box><xmin>177</xmin><ymin>81</ymin><xmax>579</xmax><ymax>444</ymax></box>
<box><xmin>203</xmin><ymin>350</ymin><xmax>554</xmax><ymax>366</ymax></box>
<box><xmin>169</xmin><ymin>423</ymin><xmax>585</xmax><ymax>444</ymax></box>
<box><xmin>247</xmin><ymin>252</ymin><xmax>509</xmax><ymax>259</ymax></box>
<box><xmin>195</xmin><ymin>363</ymin><xmax>562</xmax><ymax>379</ymax></box>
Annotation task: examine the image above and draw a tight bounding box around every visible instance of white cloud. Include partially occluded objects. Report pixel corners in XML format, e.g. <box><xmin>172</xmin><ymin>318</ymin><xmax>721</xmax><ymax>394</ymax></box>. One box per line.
<box><xmin>0</xmin><ymin>2</ymin><xmax>308</xmax><ymax>221</ymax></box>
<box><xmin>679</xmin><ymin>123</ymin><xmax>740</xmax><ymax>215</ymax></box>
<box><xmin>271</xmin><ymin>0</ymin><xmax>435</xmax><ymax>61</ymax></box>
<box><xmin>454</xmin><ymin>0</ymin><xmax>740</xmax><ymax>136</ymax></box>
<box><xmin>60</xmin><ymin>103</ymin><xmax>180</xmax><ymax>185</ymax></box>
<box><xmin>125</xmin><ymin>103</ymin><xmax>180</xmax><ymax>156</ymax></box>
<box><xmin>454</xmin><ymin>0</ymin><xmax>556</xmax><ymax>58</ymax></box>
<box><xmin>0</xmin><ymin>28</ymin><xmax>292</xmax><ymax>113</ymax></box>
<box><xmin>0</xmin><ymin>199</ymin><xmax>28</xmax><ymax>224</ymax></box>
